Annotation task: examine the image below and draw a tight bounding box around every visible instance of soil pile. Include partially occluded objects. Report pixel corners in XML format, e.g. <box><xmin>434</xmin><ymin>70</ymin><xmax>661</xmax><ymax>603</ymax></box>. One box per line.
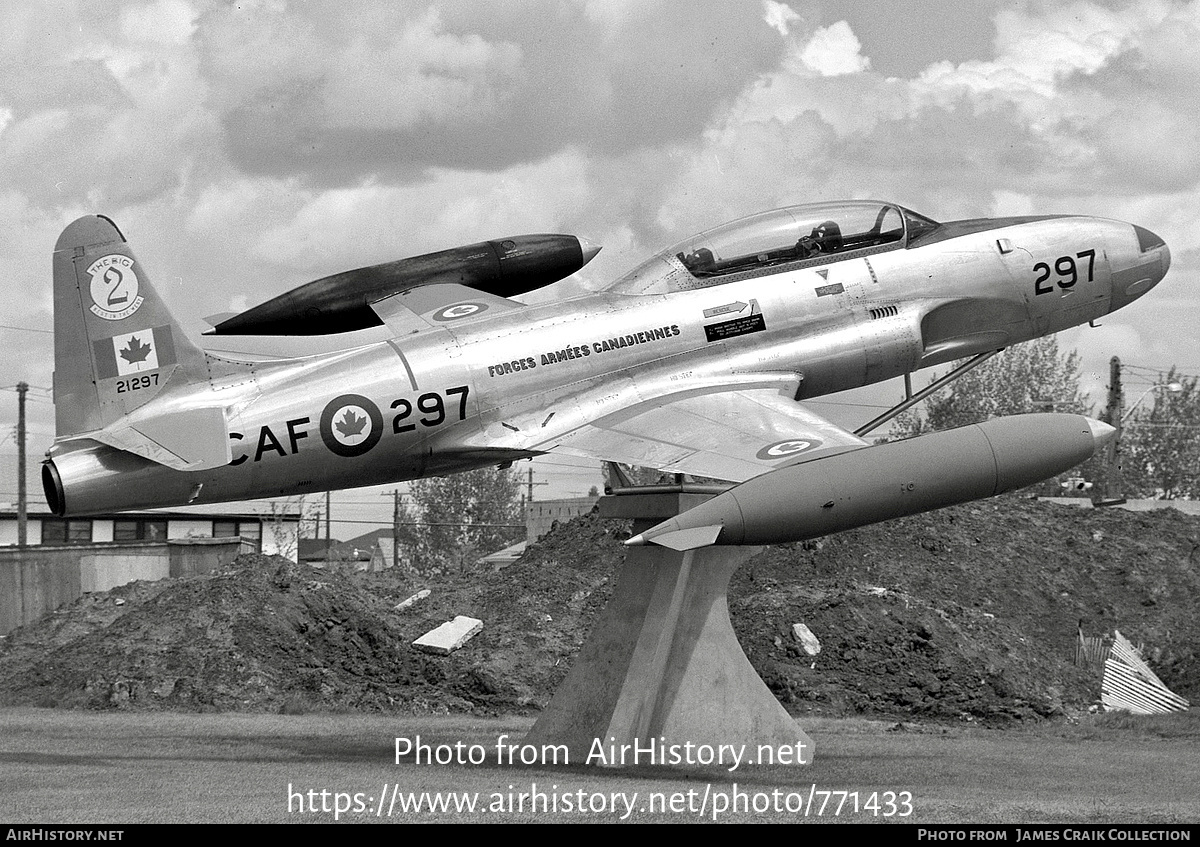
<box><xmin>0</xmin><ymin>556</ymin><xmax>450</xmax><ymax>712</ymax></box>
<box><xmin>1</xmin><ymin>497</ymin><xmax>1196</xmax><ymax>723</ymax></box>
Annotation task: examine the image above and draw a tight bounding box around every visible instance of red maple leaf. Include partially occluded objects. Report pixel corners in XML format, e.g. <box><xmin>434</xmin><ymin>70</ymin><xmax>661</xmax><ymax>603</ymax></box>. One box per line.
<box><xmin>335</xmin><ymin>409</ymin><xmax>368</xmax><ymax>437</ymax></box>
<box><xmin>119</xmin><ymin>335</ymin><xmax>152</xmax><ymax>365</ymax></box>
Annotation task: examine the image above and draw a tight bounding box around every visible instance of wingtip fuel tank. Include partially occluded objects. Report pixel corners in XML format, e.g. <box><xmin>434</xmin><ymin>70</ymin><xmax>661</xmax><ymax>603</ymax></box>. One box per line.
<box><xmin>626</xmin><ymin>414</ymin><xmax>1117</xmax><ymax>550</ymax></box>
<box><xmin>206</xmin><ymin>233</ymin><xmax>601</xmax><ymax>336</ymax></box>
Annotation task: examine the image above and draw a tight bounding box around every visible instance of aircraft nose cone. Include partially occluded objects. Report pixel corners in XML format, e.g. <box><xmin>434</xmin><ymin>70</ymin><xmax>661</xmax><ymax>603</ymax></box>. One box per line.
<box><xmin>1086</xmin><ymin>417</ymin><xmax>1117</xmax><ymax>450</ymax></box>
<box><xmin>1133</xmin><ymin>225</ymin><xmax>1170</xmax><ymax>281</ymax></box>
<box><xmin>577</xmin><ymin>236</ymin><xmax>602</xmax><ymax>266</ymax></box>
<box><xmin>1111</xmin><ymin>225</ymin><xmax>1171</xmax><ymax>310</ymax></box>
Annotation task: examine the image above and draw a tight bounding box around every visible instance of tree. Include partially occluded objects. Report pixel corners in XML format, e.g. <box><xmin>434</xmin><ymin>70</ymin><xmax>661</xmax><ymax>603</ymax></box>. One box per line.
<box><xmin>1120</xmin><ymin>369</ymin><xmax>1200</xmax><ymax>499</ymax></box>
<box><xmin>889</xmin><ymin>337</ymin><xmax>1099</xmax><ymax>494</ymax></box>
<box><xmin>265</xmin><ymin>497</ymin><xmax>305</xmax><ymax>560</ymax></box>
<box><xmin>402</xmin><ymin>466</ymin><xmax>523</xmax><ymax>572</ymax></box>
<box><xmin>891</xmin><ymin>336</ymin><xmax>1090</xmax><ymax>437</ymax></box>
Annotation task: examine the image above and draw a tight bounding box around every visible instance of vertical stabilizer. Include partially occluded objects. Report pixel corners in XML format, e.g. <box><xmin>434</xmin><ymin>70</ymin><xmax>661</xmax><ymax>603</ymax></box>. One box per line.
<box><xmin>53</xmin><ymin>215</ymin><xmax>209</xmax><ymax>437</ymax></box>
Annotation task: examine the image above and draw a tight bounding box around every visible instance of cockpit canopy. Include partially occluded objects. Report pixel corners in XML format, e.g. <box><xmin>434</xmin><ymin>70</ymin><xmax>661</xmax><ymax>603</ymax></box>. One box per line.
<box><xmin>671</xmin><ymin>201</ymin><xmax>939</xmax><ymax>279</ymax></box>
<box><xmin>606</xmin><ymin>201</ymin><xmax>942</xmax><ymax>294</ymax></box>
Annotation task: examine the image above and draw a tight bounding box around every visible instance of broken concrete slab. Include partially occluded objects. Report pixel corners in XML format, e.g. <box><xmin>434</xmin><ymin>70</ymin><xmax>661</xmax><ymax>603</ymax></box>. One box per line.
<box><xmin>412</xmin><ymin>615</ymin><xmax>483</xmax><ymax>655</ymax></box>
<box><xmin>791</xmin><ymin>622</ymin><xmax>821</xmax><ymax>656</ymax></box>
<box><xmin>395</xmin><ymin>589</ymin><xmax>431</xmax><ymax>611</ymax></box>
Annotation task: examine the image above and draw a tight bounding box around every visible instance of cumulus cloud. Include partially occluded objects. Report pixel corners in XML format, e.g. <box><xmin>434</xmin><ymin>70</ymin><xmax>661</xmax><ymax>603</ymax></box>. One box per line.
<box><xmin>319</xmin><ymin>11</ymin><xmax>523</xmax><ymax>131</ymax></box>
<box><xmin>251</xmin><ymin>148</ymin><xmax>595</xmax><ymax>273</ymax></box>
<box><xmin>914</xmin><ymin>0</ymin><xmax>1172</xmax><ymax>101</ymax></box>
<box><xmin>799</xmin><ymin>21</ymin><xmax>870</xmax><ymax>76</ymax></box>
<box><xmin>119</xmin><ymin>0</ymin><xmax>197</xmax><ymax>45</ymax></box>
<box><xmin>194</xmin><ymin>0</ymin><xmax>781</xmax><ymax>182</ymax></box>
<box><xmin>0</xmin><ymin>0</ymin><xmax>1195</xmax><ymax>392</ymax></box>
<box><xmin>191</xmin><ymin>8</ymin><xmax>460</xmax><ymax>174</ymax></box>
<box><xmin>661</xmin><ymin>2</ymin><xmax>1200</xmax><ymax>225</ymax></box>
<box><xmin>762</xmin><ymin>0</ymin><xmax>801</xmax><ymax>37</ymax></box>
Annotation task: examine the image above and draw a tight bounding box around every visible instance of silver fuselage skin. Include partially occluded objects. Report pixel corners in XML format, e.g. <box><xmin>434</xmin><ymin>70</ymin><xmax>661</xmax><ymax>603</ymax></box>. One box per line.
<box><xmin>46</xmin><ymin>213</ymin><xmax>1169</xmax><ymax>514</ymax></box>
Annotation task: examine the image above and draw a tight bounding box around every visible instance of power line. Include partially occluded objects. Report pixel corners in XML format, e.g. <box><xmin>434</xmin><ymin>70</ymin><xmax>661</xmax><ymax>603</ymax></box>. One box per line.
<box><xmin>313</xmin><ymin>517</ymin><xmax>525</xmax><ymax>527</ymax></box>
<box><xmin>1122</xmin><ymin>362</ymin><xmax>1200</xmax><ymax>381</ymax></box>
<box><xmin>1123</xmin><ymin>422</ymin><xmax>1200</xmax><ymax>430</ymax></box>
<box><xmin>333</xmin><ymin>496</ymin><xmax>523</xmax><ymax>506</ymax></box>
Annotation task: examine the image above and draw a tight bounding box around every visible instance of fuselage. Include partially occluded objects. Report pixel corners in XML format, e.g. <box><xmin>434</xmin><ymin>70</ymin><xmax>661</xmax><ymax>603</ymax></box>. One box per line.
<box><xmin>44</xmin><ymin>203</ymin><xmax>1169</xmax><ymax>515</ymax></box>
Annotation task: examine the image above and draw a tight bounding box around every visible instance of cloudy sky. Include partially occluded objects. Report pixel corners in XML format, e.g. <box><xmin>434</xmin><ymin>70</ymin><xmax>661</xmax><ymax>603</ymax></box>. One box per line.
<box><xmin>1</xmin><ymin>0</ymin><xmax>1196</xmax><ymax>535</ymax></box>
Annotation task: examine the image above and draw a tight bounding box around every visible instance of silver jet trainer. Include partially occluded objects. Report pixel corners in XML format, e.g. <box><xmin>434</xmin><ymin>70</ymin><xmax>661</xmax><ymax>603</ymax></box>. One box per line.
<box><xmin>44</xmin><ymin>202</ymin><xmax>1169</xmax><ymax>545</ymax></box>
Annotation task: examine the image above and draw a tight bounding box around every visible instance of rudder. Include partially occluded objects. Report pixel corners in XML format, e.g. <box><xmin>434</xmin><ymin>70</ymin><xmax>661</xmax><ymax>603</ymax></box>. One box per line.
<box><xmin>53</xmin><ymin>215</ymin><xmax>209</xmax><ymax>437</ymax></box>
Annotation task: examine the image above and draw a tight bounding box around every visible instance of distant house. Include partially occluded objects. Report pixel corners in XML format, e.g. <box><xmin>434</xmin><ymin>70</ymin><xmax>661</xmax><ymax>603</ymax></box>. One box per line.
<box><xmin>300</xmin><ymin>528</ymin><xmax>388</xmax><ymax>568</ymax></box>
<box><xmin>525</xmin><ymin>497</ymin><xmax>600</xmax><ymax>544</ymax></box>
<box><xmin>479</xmin><ymin>540</ymin><xmax>526</xmax><ymax>569</ymax></box>
<box><xmin>0</xmin><ymin>507</ymin><xmax>302</xmax><ymax>560</ymax></box>
<box><xmin>301</xmin><ymin>496</ymin><xmax>602</xmax><ymax>572</ymax></box>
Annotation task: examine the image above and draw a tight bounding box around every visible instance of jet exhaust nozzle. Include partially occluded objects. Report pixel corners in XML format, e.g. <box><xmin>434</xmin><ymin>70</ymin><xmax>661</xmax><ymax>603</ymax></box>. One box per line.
<box><xmin>42</xmin><ymin>442</ymin><xmax>203</xmax><ymax>516</ymax></box>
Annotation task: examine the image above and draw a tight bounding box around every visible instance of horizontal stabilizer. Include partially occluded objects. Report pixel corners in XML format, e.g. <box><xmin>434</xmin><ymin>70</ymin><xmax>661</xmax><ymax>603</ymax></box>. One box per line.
<box><xmin>90</xmin><ymin>406</ymin><xmax>230</xmax><ymax>471</ymax></box>
<box><xmin>204</xmin><ymin>312</ymin><xmax>237</xmax><ymax>327</ymax></box>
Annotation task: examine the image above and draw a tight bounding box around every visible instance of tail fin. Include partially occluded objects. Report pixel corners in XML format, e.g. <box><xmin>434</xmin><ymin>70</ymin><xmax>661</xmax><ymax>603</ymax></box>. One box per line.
<box><xmin>53</xmin><ymin>215</ymin><xmax>210</xmax><ymax>438</ymax></box>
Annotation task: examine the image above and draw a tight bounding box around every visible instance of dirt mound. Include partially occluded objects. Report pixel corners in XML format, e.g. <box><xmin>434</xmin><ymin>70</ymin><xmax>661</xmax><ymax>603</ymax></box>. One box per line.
<box><xmin>732</xmin><ymin>499</ymin><xmax>1200</xmax><ymax>722</ymax></box>
<box><xmin>0</xmin><ymin>556</ymin><xmax>450</xmax><ymax>712</ymax></box>
<box><xmin>1</xmin><ymin>498</ymin><xmax>1196</xmax><ymax>723</ymax></box>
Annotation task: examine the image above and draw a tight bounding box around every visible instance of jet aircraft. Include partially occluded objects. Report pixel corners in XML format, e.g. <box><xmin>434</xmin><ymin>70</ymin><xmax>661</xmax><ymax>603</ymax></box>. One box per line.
<box><xmin>43</xmin><ymin>202</ymin><xmax>1169</xmax><ymax>546</ymax></box>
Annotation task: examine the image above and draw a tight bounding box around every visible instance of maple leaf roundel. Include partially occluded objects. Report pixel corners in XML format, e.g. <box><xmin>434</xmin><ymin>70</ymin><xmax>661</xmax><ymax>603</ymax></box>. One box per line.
<box><xmin>319</xmin><ymin>394</ymin><xmax>383</xmax><ymax>457</ymax></box>
<box><xmin>755</xmin><ymin>438</ymin><xmax>822</xmax><ymax>460</ymax></box>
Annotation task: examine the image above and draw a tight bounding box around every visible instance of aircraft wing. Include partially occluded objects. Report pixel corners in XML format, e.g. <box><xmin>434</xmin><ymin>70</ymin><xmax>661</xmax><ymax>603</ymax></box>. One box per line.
<box><xmin>488</xmin><ymin>373</ymin><xmax>869</xmax><ymax>483</ymax></box>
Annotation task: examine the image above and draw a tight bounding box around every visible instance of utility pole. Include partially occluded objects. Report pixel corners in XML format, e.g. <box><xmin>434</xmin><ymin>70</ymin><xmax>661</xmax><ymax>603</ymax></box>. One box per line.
<box><xmin>525</xmin><ymin>467</ymin><xmax>548</xmax><ymax>502</ymax></box>
<box><xmin>16</xmin><ymin>381</ymin><xmax>27</xmax><ymax>547</ymax></box>
<box><xmin>392</xmin><ymin>489</ymin><xmax>400</xmax><ymax>572</ymax></box>
<box><xmin>1100</xmin><ymin>356</ymin><xmax>1125</xmax><ymax>504</ymax></box>
<box><xmin>382</xmin><ymin>489</ymin><xmax>404</xmax><ymax>572</ymax></box>
<box><xmin>523</xmin><ymin>468</ymin><xmax>548</xmax><ymax>534</ymax></box>
<box><xmin>325</xmin><ymin>490</ymin><xmax>332</xmax><ymax>555</ymax></box>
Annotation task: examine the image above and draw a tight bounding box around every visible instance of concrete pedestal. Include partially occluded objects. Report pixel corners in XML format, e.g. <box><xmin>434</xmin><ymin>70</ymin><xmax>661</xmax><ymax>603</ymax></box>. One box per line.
<box><xmin>524</xmin><ymin>491</ymin><xmax>813</xmax><ymax>766</ymax></box>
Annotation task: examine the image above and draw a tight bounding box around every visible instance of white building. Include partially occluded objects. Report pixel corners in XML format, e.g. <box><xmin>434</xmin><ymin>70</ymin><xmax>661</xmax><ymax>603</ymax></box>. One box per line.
<box><xmin>0</xmin><ymin>506</ymin><xmax>302</xmax><ymax>560</ymax></box>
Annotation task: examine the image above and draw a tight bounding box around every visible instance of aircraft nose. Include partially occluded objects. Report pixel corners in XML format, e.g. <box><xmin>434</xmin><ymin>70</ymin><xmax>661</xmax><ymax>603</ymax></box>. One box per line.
<box><xmin>1133</xmin><ymin>225</ymin><xmax>1170</xmax><ymax>281</ymax></box>
<box><xmin>1109</xmin><ymin>223</ymin><xmax>1170</xmax><ymax>311</ymax></box>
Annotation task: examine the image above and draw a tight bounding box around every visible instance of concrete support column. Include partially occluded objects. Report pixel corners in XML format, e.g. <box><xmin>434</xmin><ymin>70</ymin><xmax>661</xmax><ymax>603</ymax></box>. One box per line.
<box><xmin>525</xmin><ymin>492</ymin><xmax>812</xmax><ymax>765</ymax></box>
